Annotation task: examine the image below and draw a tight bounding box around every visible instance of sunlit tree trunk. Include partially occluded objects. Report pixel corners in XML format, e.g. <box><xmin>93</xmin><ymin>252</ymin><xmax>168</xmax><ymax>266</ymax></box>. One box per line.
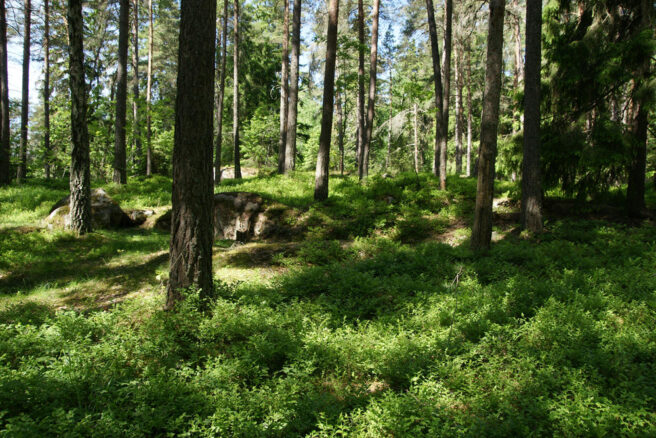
<box><xmin>145</xmin><ymin>0</ymin><xmax>153</xmax><ymax>175</ymax></box>
<box><xmin>114</xmin><ymin>0</ymin><xmax>129</xmax><ymax>184</ymax></box>
<box><xmin>356</xmin><ymin>0</ymin><xmax>365</xmax><ymax>178</ymax></box>
<box><xmin>520</xmin><ymin>0</ymin><xmax>543</xmax><ymax>232</ymax></box>
<box><xmin>17</xmin><ymin>0</ymin><xmax>30</xmax><ymax>183</ymax></box>
<box><xmin>361</xmin><ymin>0</ymin><xmax>380</xmax><ymax>178</ymax></box>
<box><xmin>0</xmin><ymin>0</ymin><xmax>8</xmax><ymax>186</ymax></box>
<box><xmin>314</xmin><ymin>0</ymin><xmax>339</xmax><ymax>201</ymax></box>
<box><xmin>132</xmin><ymin>0</ymin><xmax>142</xmax><ymax>171</ymax></box>
<box><xmin>471</xmin><ymin>0</ymin><xmax>505</xmax><ymax>251</ymax></box>
<box><xmin>437</xmin><ymin>0</ymin><xmax>452</xmax><ymax>189</ymax></box>
<box><xmin>284</xmin><ymin>0</ymin><xmax>301</xmax><ymax>172</ymax></box>
<box><xmin>43</xmin><ymin>0</ymin><xmax>51</xmax><ymax>179</ymax></box>
<box><xmin>454</xmin><ymin>42</ymin><xmax>463</xmax><ymax>175</ymax></box>
<box><xmin>465</xmin><ymin>40</ymin><xmax>472</xmax><ymax>177</ymax></box>
<box><xmin>425</xmin><ymin>0</ymin><xmax>444</xmax><ymax>182</ymax></box>
<box><xmin>233</xmin><ymin>0</ymin><xmax>241</xmax><ymax>179</ymax></box>
<box><xmin>278</xmin><ymin>0</ymin><xmax>289</xmax><ymax>173</ymax></box>
<box><xmin>336</xmin><ymin>88</ymin><xmax>344</xmax><ymax>175</ymax></box>
<box><xmin>413</xmin><ymin>103</ymin><xmax>419</xmax><ymax>173</ymax></box>
<box><xmin>167</xmin><ymin>0</ymin><xmax>216</xmax><ymax>307</ymax></box>
<box><xmin>68</xmin><ymin>0</ymin><xmax>92</xmax><ymax>234</ymax></box>
<box><xmin>214</xmin><ymin>0</ymin><xmax>228</xmax><ymax>184</ymax></box>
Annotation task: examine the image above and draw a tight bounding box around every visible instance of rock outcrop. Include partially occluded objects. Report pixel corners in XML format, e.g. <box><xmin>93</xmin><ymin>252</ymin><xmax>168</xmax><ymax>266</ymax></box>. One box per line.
<box><xmin>45</xmin><ymin>188</ymin><xmax>138</xmax><ymax>230</ymax></box>
<box><xmin>154</xmin><ymin>192</ymin><xmax>295</xmax><ymax>242</ymax></box>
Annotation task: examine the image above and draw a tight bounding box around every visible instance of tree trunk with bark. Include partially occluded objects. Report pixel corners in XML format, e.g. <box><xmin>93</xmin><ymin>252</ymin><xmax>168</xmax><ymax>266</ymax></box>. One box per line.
<box><xmin>437</xmin><ymin>0</ymin><xmax>452</xmax><ymax>189</ymax></box>
<box><xmin>336</xmin><ymin>88</ymin><xmax>344</xmax><ymax>175</ymax></box>
<box><xmin>132</xmin><ymin>0</ymin><xmax>142</xmax><ymax>171</ymax></box>
<box><xmin>113</xmin><ymin>0</ymin><xmax>129</xmax><ymax>184</ymax></box>
<box><xmin>465</xmin><ymin>40</ymin><xmax>472</xmax><ymax>177</ymax></box>
<box><xmin>361</xmin><ymin>0</ymin><xmax>380</xmax><ymax>179</ymax></box>
<box><xmin>0</xmin><ymin>0</ymin><xmax>10</xmax><ymax>186</ymax></box>
<box><xmin>67</xmin><ymin>0</ymin><xmax>92</xmax><ymax>234</ymax></box>
<box><xmin>626</xmin><ymin>0</ymin><xmax>652</xmax><ymax>218</ymax></box>
<box><xmin>17</xmin><ymin>0</ymin><xmax>30</xmax><ymax>183</ymax></box>
<box><xmin>471</xmin><ymin>0</ymin><xmax>505</xmax><ymax>251</ymax></box>
<box><xmin>284</xmin><ymin>0</ymin><xmax>301</xmax><ymax>172</ymax></box>
<box><xmin>43</xmin><ymin>0</ymin><xmax>51</xmax><ymax>179</ymax></box>
<box><xmin>413</xmin><ymin>102</ymin><xmax>419</xmax><ymax>173</ymax></box>
<box><xmin>520</xmin><ymin>0</ymin><xmax>543</xmax><ymax>232</ymax></box>
<box><xmin>454</xmin><ymin>42</ymin><xmax>463</xmax><ymax>175</ymax></box>
<box><xmin>314</xmin><ymin>0</ymin><xmax>339</xmax><ymax>201</ymax></box>
<box><xmin>233</xmin><ymin>0</ymin><xmax>241</xmax><ymax>179</ymax></box>
<box><xmin>214</xmin><ymin>0</ymin><xmax>228</xmax><ymax>184</ymax></box>
<box><xmin>167</xmin><ymin>0</ymin><xmax>216</xmax><ymax>307</ymax></box>
<box><xmin>146</xmin><ymin>0</ymin><xmax>153</xmax><ymax>175</ymax></box>
<box><xmin>278</xmin><ymin>0</ymin><xmax>289</xmax><ymax>173</ymax></box>
<box><xmin>356</xmin><ymin>0</ymin><xmax>365</xmax><ymax>178</ymax></box>
<box><xmin>425</xmin><ymin>0</ymin><xmax>444</xmax><ymax>182</ymax></box>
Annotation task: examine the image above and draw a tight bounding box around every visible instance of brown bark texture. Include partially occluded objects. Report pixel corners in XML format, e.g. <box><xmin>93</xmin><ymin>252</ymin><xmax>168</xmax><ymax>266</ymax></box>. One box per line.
<box><xmin>113</xmin><ymin>0</ymin><xmax>129</xmax><ymax>184</ymax></box>
<box><xmin>361</xmin><ymin>0</ymin><xmax>380</xmax><ymax>179</ymax></box>
<box><xmin>146</xmin><ymin>0</ymin><xmax>153</xmax><ymax>175</ymax></box>
<box><xmin>233</xmin><ymin>0</ymin><xmax>241</xmax><ymax>179</ymax></box>
<box><xmin>278</xmin><ymin>0</ymin><xmax>289</xmax><ymax>173</ymax></box>
<box><xmin>520</xmin><ymin>0</ymin><xmax>543</xmax><ymax>232</ymax></box>
<box><xmin>284</xmin><ymin>0</ymin><xmax>301</xmax><ymax>172</ymax></box>
<box><xmin>67</xmin><ymin>0</ymin><xmax>92</xmax><ymax>234</ymax></box>
<box><xmin>132</xmin><ymin>0</ymin><xmax>142</xmax><ymax>170</ymax></box>
<box><xmin>43</xmin><ymin>0</ymin><xmax>51</xmax><ymax>179</ymax></box>
<box><xmin>425</xmin><ymin>0</ymin><xmax>443</xmax><ymax>181</ymax></box>
<box><xmin>471</xmin><ymin>0</ymin><xmax>505</xmax><ymax>251</ymax></box>
<box><xmin>167</xmin><ymin>0</ymin><xmax>217</xmax><ymax>307</ymax></box>
<box><xmin>214</xmin><ymin>0</ymin><xmax>228</xmax><ymax>184</ymax></box>
<box><xmin>356</xmin><ymin>0</ymin><xmax>365</xmax><ymax>178</ymax></box>
<box><xmin>17</xmin><ymin>0</ymin><xmax>30</xmax><ymax>182</ymax></box>
<box><xmin>314</xmin><ymin>0</ymin><xmax>339</xmax><ymax>201</ymax></box>
<box><xmin>0</xmin><ymin>0</ymin><xmax>10</xmax><ymax>185</ymax></box>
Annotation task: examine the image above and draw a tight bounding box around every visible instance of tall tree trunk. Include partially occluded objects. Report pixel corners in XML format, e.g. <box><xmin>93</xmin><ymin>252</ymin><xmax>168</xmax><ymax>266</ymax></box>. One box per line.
<box><xmin>413</xmin><ymin>102</ymin><xmax>419</xmax><ymax>173</ymax></box>
<box><xmin>0</xmin><ymin>0</ymin><xmax>9</xmax><ymax>186</ymax></box>
<box><xmin>626</xmin><ymin>0</ymin><xmax>651</xmax><ymax>218</ymax></box>
<box><xmin>214</xmin><ymin>0</ymin><xmax>228</xmax><ymax>184</ymax></box>
<box><xmin>361</xmin><ymin>0</ymin><xmax>380</xmax><ymax>179</ymax></box>
<box><xmin>278</xmin><ymin>0</ymin><xmax>289</xmax><ymax>173</ymax></box>
<box><xmin>167</xmin><ymin>0</ymin><xmax>216</xmax><ymax>307</ymax></box>
<box><xmin>520</xmin><ymin>0</ymin><xmax>542</xmax><ymax>232</ymax></box>
<box><xmin>336</xmin><ymin>88</ymin><xmax>344</xmax><ymax>175</ymax></box>
<box><xmin>145</xmin><ymin>0</ymin><xmax>153</xmax><ymax>175</ymax></box>
<box><xmin>512</xmin><ymin>0</ymin><xmax>523</xmax><ymax>135</ymax></box>
<box><xmin>284</xmin><ymin>0</ymin><xmax>301</xmax><ymax>172</ymax></box>
<box><xmin>465</xmin><ymin>40</ymin><xmax>472</xmax><ymax>177</ymax></box>
<box><xmin>67</xmin><ymin>0</ymin><xmax>91</xmax><ymax>234</ymax></box>
<box><xmin>471</xmin><ymin>0</ymin><xmax>505</xmax><ymax>251</ymax></box>
<box><xmin>425</xmin><ymin>0</ymin><xmax>444</xmax><ymax>182</ymax></box>
<box><xmin>454</xmin><ymin>42</ymin><xmax>463</xmax><ymax>175</ymax></box>
<box><xmin>17</xmin><ymin>0</ymin><xmax>30</xmax><ymax>183</ymax></box>
<box><xmin>43</xmin><ymin>0</ymin><xmax>51</xmax><ymax>179</ymax></box>
<box><xmin>386</xmin><ymin>70</ymin><xmax>392</xmax><ymax>171</ymax></box>
<box><xmin>132</xmin><ymin>0</ymin><xmax>142</xmax><ymax>171</ymax></box>
<box><xmin>314</xmin><ymin>0</ymin><xmax>339</xmax><ymax>201</ymax></box>
<box><xmin>356</xmin><ymin>0</ymin><xmax>365</xmax><ymax>178</ymax></box>
<box><xmin>437</xmin><ymin>0</ymin><xmax>452</xmax><ymax>190</ymax></box>
<box><xmin>114</xmin><ymin>0</ymin><xmax>129</xmax><ymax>184</ymax></box>
<box><xmin>233</xmin><ymin>0</ymin><xmax>241</xmax><ymax>179</ymax></box>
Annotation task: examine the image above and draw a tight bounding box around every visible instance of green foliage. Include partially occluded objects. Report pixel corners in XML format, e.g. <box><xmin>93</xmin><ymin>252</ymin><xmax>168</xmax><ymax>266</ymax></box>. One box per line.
<box><xmin>2</xmin><ymin>173</ymin><xmax>656</xmax><ymax>436</ymax></box>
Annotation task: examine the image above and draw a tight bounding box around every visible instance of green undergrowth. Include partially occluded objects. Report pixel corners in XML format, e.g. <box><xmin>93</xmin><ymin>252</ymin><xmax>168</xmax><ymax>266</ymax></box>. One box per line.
<box><xmin>0</xmin><ymin>173</ymin><xmax>654</xmax><ymax>436</ymax></box>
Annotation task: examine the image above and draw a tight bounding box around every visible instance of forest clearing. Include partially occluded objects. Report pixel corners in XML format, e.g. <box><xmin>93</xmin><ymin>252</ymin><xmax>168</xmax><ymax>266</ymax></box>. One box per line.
<box><xmin>0</xmin><ymin>0</ymin><xmax>655</xmax><ymax>434</ymax></box>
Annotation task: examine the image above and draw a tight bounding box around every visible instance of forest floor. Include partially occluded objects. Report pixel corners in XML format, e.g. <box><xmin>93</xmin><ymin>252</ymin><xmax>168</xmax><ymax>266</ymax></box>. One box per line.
<box><xmin>0</xmin><ymin>172</ymin><xmax>655</xmax><ymax>436</ymax></box>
